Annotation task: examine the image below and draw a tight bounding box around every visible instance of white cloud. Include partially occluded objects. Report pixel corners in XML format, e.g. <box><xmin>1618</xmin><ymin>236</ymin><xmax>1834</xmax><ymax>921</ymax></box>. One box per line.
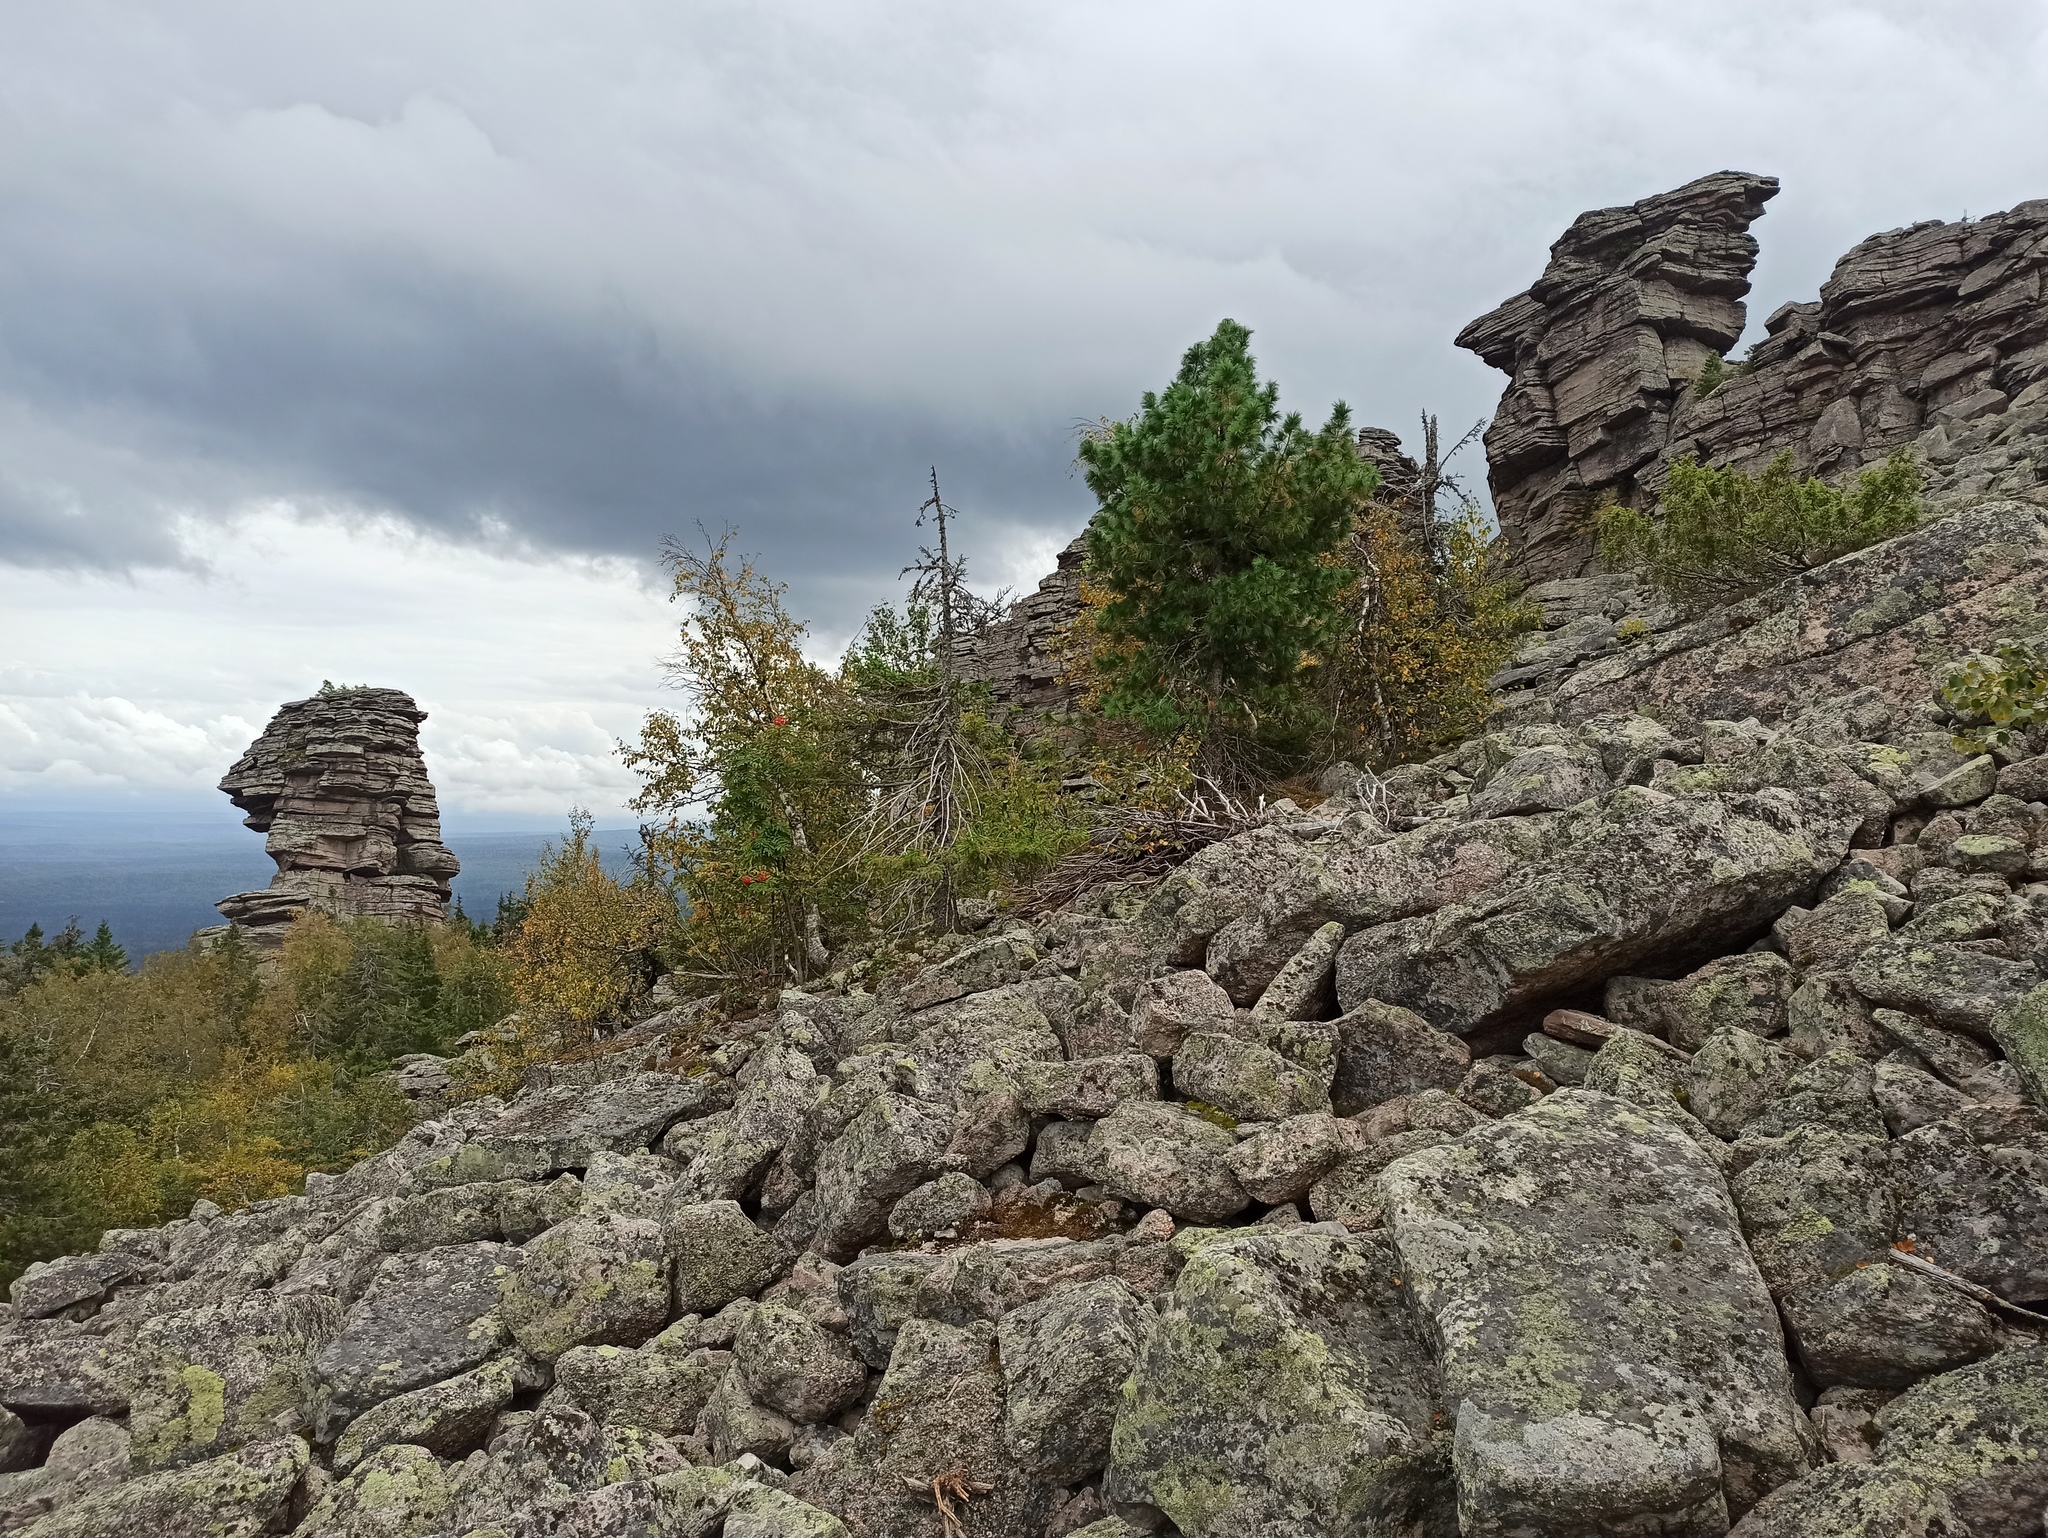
<box><xmin>0</xmin><ymin>504</ymin><xmax>676</xmax><ymax>818</ymax></box>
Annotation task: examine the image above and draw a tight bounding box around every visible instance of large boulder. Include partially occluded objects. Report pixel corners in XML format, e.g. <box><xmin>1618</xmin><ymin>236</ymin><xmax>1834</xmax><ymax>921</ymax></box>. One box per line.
<box><xmin>664</xmin><ymin>1199</ymin><xmax>787</xmax><ymax>1316</ymax></box>
<box><xmin>1336</xmin><ymin>785</ymin><xmax>1857</xmax><ymax>1036</ymax></box>
<box><xmin>998</xmin><ymin>1277</ymin><xmax>1148</xmax><ymax>1485</ymax></box>
<box><xmin>313</xmin><ymin>1241</ymin><xmax>522</xmax><ymax>1433</ymax></box>
<box><xmin>1380</xmin><ymin>1090</ymin><xmax>1815</xmax><ymax>1531</ymax></box>
<box><xmin>18</xmin><ymin>1435</ymin><xmax>309</xmax><ymax>1538</ymax></box>
<box><xmin>808</xmin><ymin>1093</ymin><xmax>953</xmax><ymax>1261</ymax></box>
<box><xmin>471</xmin><ymin>1072</ymin><xmax>721</xmax><ymax>1176</ymax></box>
<box><xmin>1106</xmin><ymin>1227</ymin><xmax>1449</xmax><ymax>1536</ymax></box>
<box><xmin>1328</xmin><ymin>1000</ymin><xmax>1471</xmax><ymax>1116</ymax></box>
<box><xmin>126</xmin><ymin>1292</ymin><xmax>340</xmax><ymax>1470</ymax></box>
<box><xmin>1081</xmin><ymin>1103</ymin><xmax>1249</xmax><ymax>1224</ymax></box>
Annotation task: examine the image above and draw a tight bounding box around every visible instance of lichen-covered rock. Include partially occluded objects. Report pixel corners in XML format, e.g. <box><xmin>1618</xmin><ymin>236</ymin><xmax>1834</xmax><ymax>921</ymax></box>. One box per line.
<box><xmin>1081</xmin><ymin>1102</ymin><xmax>1248</xmax><ymax>1224</ymax></box>
<box><xmin>19</xmin><ymin>1435</ymin><xmax>309</xmax><ymax>1538</ymax></box>
<box><xmin>997</xmin><ymin>1277</ymin><xmax>1147</xmax><ymax>1484</ymax></box>
<box><xmin>330</xmin><ymin>1355</ymin><xmax>518</xmax><ymax>1471</ymax></box>
<box><xmin>1851</xmin><ymin>940</ymin><xmax>2041</xmax><ymax>1040</ymax></box>
<box><xmin>1248</xmin><ymin>921</ymin><xmax>1346</xmax><ymax>1022</ymax></box>
<box><xmin>290</xmin><ymin>1442</ymin><xmax>452</xmax><ymax>1538</ymax></box>
<box><xmin>834</xmin><ymin>1253</ymin><xmax>940</xmax><ymax>1369</ymax></box>
<box><xmin>1780</xmin><ymin>1261</ymin><xmax>2001</xmax><ymax>1391</ymax></box>
<box><xmin>733</xmin><ymin>1303</ymin><xmax>866</xmax><ymax>1424</ymax></box>
<box><xmin>1381</xmin><ymin>1090</ymin><xmax>1815</xmax><ymax>1528</ymax></box>
<box><xmin>1305</xmin><ymin>1129</ymin><xmax>1450</xmax><ymax>1230</ymax></box>
<box><xmin>808</xmin><ymin>1093</ymin><xmax>953</xmax><ymax>1261</ymax></box>
<box><xmin>1774</xmin><ymin>887</ymin><xmax>1895</xmax><ymax>971</ymax></box>
<box><xmin>1724</xmin><ymin>1461</ymin><xmax>1967</xmax><ymax>1538</ymax></box>
<box><xmin>664</xmin><ymin>1199</ymin><xmax>787</xmax><ymax>1316</ymax></box>
<box><xmin>1687</xmin><ymin>1028</ymin><xmax>1802</xmax><ymax>1141</ymax></box>
<box><xmin>1891</xmin><ymin>1106</ymin><xmax>2048</xmax><ymax>1299</ymax></box>
<box><xmin>1730</xmin><ymin>1126</ymin><xmax>1897</xmax><ymax>1296</ymax></box>
<box><xmin>1012</xmin><ymin>1055</ymin><xmax>1158</xmax><ymax>1121</ymax></box>
<box><xmin>1223</xmin><ymin>1114</ymin><xmax>1370</xmax><ymax>1206</ymax></box>
<box><xmin>798</xmin><ymin>1318</ymin><xmax>1047</xmax><ymax>1538</ymax></box>
<box><xmin>554</xmin><ymin>1341</ymin><xmax>724</xmax><ymax>1438</ymax></box>
<box><xmin>1328</xmin><ymin>1000</ymin><xmax>1470</xmax><ymax>1116</ymax></box>
<box><xmin>1123</xmin><ymin>971</ymin><xmax>1235</xmax><ymax>1059</ymax></box>
<box><xmin>1874</xmin><ymin>1051</ymin><xmax>1975</xmax><ymax>1136</ymax></box>
<box><xmin>898</xmin><ymin>933</ymin><xmax>1038</xmax><ymax>1010</ymax></box>
<box><xmin>1106</xmin><ymin>1226</ymin><xmax>1449</xmax><ymax>1537</ymax></box>
<box><xmin>8</xmin><ymin>1254</ymin><xmax>150</xmax><ymax>1324</ymax></box>
<box><xmin>1336</xmin><ymin>786</ymin><xmax>1856</xmax><ymax>1036</ymax></box>
<box><xmin>1662</xmin><ymin>951</ymin><xmax>1795</xmax><ymax>1053</ymax></box>
<box><xmin>699</xmin><ymin>1365</ymin><xmax>798</xmax><ymax>1463</ymax></box>
<box><xmin>1456</xmin><ymin>1057</ymin><xmax>1542</xmax><ymax>1118</ymax></box>
<box><xmin>0</xmin><ymin>1417</ymin><xmax>128</xmax><ymax>1532</ymax></box>
<box><xmin>1171</xmin><ymin>1021</ymin><xmax>1334</xmax><ymax>1123</ymax></box>
<box><xmin>498</xmin><ymin>1214</ymin><xmax>669</xmax><ymax>1360</ymax></box>
<box><xmin>1993</xmin><ymin>978</ymin><xmax>2048</xmax><ymax>1111</ymax></box>
<box><xmin>1862</xmin><ymin>1344</ymin><xmax>2048</xmax><ymax>1537</ymax></box>
<box><xmin>472</xmin><ymin>1072</ymin><xmax>719</xmax><ymax>1178</ymax></box>
<box><xmin>887</xmin><ymin>1172</ymin><xmax>991</xmax><ymax>1240</ymax></box>
<box><xmin>127</xmin><ymin>1291</ymin><xmax>341</xmax><ymax>1470</ymax></box>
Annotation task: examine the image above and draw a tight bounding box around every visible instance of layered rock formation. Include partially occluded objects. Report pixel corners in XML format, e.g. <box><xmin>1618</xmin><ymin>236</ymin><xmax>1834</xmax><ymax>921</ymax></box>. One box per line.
<box><xmin>1457</xmin><ymin>171</ymin><xmax>1780</xmax><ymax>581</ymax></box>
<box><xmin>1464</xmin><ymin>172</ymin><xmax>2048</xmax><ymax>583</ymax></box>
<box><xmin>214</xmin><ymin>688</ymin><xmax>460</xmax><ymax>947</ymax></box>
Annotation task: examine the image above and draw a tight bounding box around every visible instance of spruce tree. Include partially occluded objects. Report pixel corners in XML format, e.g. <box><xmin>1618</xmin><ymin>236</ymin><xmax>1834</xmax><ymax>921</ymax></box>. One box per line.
<box><xmin>1079</xmin><ymin>319</ymin><xmax>1372</xmax><ymax>776</ymax></box>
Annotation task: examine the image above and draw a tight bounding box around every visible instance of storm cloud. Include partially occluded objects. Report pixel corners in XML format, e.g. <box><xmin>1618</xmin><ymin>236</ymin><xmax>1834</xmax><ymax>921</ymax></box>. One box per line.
<box><xmin>3</xmin><ymin>1</ymin><xmax>2046</xmax><ymax>811</ymax></box>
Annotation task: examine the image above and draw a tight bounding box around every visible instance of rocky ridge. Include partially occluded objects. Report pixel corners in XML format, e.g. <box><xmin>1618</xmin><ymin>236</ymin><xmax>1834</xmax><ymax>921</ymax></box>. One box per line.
<box><xmin>213</xmin><ymin>688</ymin><xmax>460</xmax><ymax>949</ymax></box>
<box><xmin>1462</xmin><ymin>174</ymin><xmax>2048</xmax><ymax>584</ymax></box>
<box><xmin>8</xmin><ymin>500</ymin><xmax>2048</xmax><ymax>1537</ymax></box>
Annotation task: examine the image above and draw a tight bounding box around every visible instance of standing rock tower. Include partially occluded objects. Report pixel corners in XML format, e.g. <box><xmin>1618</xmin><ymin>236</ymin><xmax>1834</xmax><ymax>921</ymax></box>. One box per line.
<box><xmin>214</xmin><ymin>686</ymin><xmax>460</xmax><ymax>949</ymax></box>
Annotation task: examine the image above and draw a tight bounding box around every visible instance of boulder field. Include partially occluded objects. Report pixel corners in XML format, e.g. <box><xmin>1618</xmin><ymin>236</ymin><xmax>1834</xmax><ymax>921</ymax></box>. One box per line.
<box><xmin>7</xmin><ymin>179</ymin><xmax>2048</xmax><ymax>1538</ymax></box>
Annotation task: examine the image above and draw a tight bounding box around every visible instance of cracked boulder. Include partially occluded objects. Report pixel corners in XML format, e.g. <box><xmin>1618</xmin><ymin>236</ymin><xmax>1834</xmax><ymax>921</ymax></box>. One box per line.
<box><xmin>998</xmin><ymin>1276</ymin><xmax>1148</xmax><ymax>1485</ymax></box>
<box><xmin>1380</xmin><ymin>1089</ymin><xmax>1815</xmax><ymax>1530</ymax></box>
<box><xmin>1106</xmin><ymin>1226</ymin><xmax>1449</xmax><ymax>1537</ymax></box>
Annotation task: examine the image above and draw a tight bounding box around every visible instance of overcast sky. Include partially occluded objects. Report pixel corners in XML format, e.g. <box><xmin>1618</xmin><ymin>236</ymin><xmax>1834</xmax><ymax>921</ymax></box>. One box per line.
<box><xmin>4</xmin><ymin>1</ymin><xmax>2047</xmax><ymax>823</ymax></box>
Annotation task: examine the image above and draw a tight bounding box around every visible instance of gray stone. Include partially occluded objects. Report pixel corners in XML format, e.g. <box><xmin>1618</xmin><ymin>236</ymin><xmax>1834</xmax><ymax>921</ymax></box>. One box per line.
<box><xmin>1124</xmin><ymin>971</ymin><xmax>1235</xmax><ymax>1059</ymax></box>
<box><xmin>1381</xmin><ymin>1090</ymin><xmax>1815</xmax><ymax>1525</ymax></box>
<box><xmin>1248</xmin><ymin>921</ymin><xmax>1346</xmax><ymax>1022</ymax></box>
<box><xmin>898</xmin><ymin>933</ymin><xmax>1038</xmax><ymax>1010</ymax></box>
<box><xmin>698</xmin><ymin>1367</ymin><xmax>797</xmax><ymax>1463</ymax></box>
<box><xmin>834</xmin><ymin>1252</ymin><xmax>941</xmax><ymax>1369</ymax></box>
<box><xmin>0</xmin><ymin>1417</ymin><xmax>128</xmax><ymax>1533</ymax></box>
<box><xmin>1873</xmin><ymin>1051</ymin><xmax>1975</xmax><ymax>1136</ymax></box>
<box><xmin>1329</xmin><ymin>1000</ymin><xmax>1470</xmax><ymax>1116</ymax></box>
<box><xmin>331</xmin><ymin>1354</ymin><xmax>518</xmax><ymax>1472</ymax></box>
<box><xmin>1686</xmin><ymin>1027</ymin><xmax>1802</xmax><ymax>1141</ymax></box>
<box><xmin>126</xmin><ymin>1291</ymin><xmax>341</xmax><ymax>1470</ymax></box>
<box><xmin>1992</xmin><ymin>978</ymin><xmax>2048</xmax><ymax>1111</ymax></box>
<box><xmin>1774</xmin><ymin>887</ymin><xmax>1894</xmax><ymax>971</ymax></box>
<box><xmin>473</xmin><ymin>1072</ymin><xmax>719</xmax><ymax>1176</ymax></box>
<box><xmin>1919</xmin><ymin>755</ymin><xmax>2000</xmax><ymax>810</ymax></box>
<box><xmin>1223</xmin><ymin>1114</ymin><xmax>1371</xmax><ymax>1206</ymax></box>
<box><xmin>554</xmin><ymin>1341</ymin><xmax>725</xmax><ymax>1437</ymax></box>
<box><xmin>887</xmin><ymin>1171</ymin><xmax>992</xmax><ymax>1240</ymax></box>
<box><xmin>663</xmin><ymin>1199</ymin><xmax>787</xmax><ymax>1316</ymax></box>
<box><xmin>1725</xmin><ymin>1462</ymin><xmax>1967</xmax><ymax>1538</ymax></box>
<box><xmin>1863</xmin><ymin>1344</ymin><xmax>2048</xmax><ymax>1537</ymax></box>
<box><xmin>1891</xmin><ymin>1106</ymin><xmax>2048</xmax><ymax>1299</ymax></box>
<box><xmin>499</xmin><ymin>1213</ymin><xmax>670</xmax><ymax>1361</ymax></box>
<box><xmin>1171</xmin><ymin>1020</ymin><xmax>1335</xmax><ymax>1123</ymax></box>
<box><xmin>732</xmin><ymin>1303</ymin><xmax>866</xmax><ymax>1424</ymax></box>
<box><xmin>1521</xmin><ymin>1031</ymin><xmax>1595</xmax><ymax>1086</ymax></box>
<box><xmin>7</xmin><ymin>1254</ymin><xmax>148</xmax><ymax>1323</ymax></box>
<box><xmin>1106</xmin><ymin>1227</ymin><xmax>1448</xmax><ymax>1537</ymax></box>
<box><xmin>13</xmin><ymin>1435</ymin><xmax>308</xmax><ymax>1538</ymax></box>
<box><xmin>1456</xmin><ymin>1058</ymin><xmax>1541</xmax><ymax>1118</ymax></box>
<box><xmin>1336</xmin><ymin>786</ymin><xmax>1853</xmax><ymax>1037</ymax></box>
<box><xmin>1013</xmin><ymin>1055</ymin><xmax>1158</xmax><ymax>1120</ymax></box>
<box><xmin>290</xmin><ymin>1442</ymin><xmax>452</xmax><ymax>1538</ymax></box>
<box><xmin>998</xmin><ymin>1277</ymin><xmax>1148</xmax><ymax>1483</ymax></box>
<box><xmin>1081</xmin><ymin>1102</ymin><xmax>1249</xmax><ymax>1224</ymax></box>
<box><xmin>808</xmin><ymin>1092</ymin><xmax>953</xmax><ymax>1260</ymax></box>
<box><xmin>1851</xmin><ymin>940</ymin><xmax>2040</xmax><ymax>1041</ymax></box>
<box><xmin>1730</xmin><ymin>1126</ymin><xmax>1898</xmax><ymax>1297</ymax></box>
<box><xmin>1781</xmin><ymin>1262</ymin><xmax>2001</xmax><ymax>1391</ymax></box>
<box><xmin>1871</xmin><ymin>1009</ymin><xmax>1996</xmax><ymax>1089</ymax></box>
<box><xmin>1305</xmin><ymin>1130</ymin><xmax>1450</xmax><ymax>1230</ymax></box>
<box><xmin>581</xmin><ymin>1150</ymin><xmax>682</xmax><ymax>1222</ymax></box>
<box><xmin>1663</xmin><ymin>951</ymin><xmax>1795</xmax><ymax>1053</ymax></box>
<box><xmin>1466</xmin><ymin>745</ymin><xmax>1610</xmax><ymax>817</ymax></box>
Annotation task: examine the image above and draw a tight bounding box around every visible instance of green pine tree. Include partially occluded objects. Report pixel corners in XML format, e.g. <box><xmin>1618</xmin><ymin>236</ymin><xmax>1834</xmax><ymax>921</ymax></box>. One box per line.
<box><xmin>1078</xmin><ymin>318</ymin><xmax>1373</xmax><ymax>780</ymax></box>
<box><xmin>82</xmin><ymin>923</ymin><xmax>128</xmax><ymax>974</ymax></box>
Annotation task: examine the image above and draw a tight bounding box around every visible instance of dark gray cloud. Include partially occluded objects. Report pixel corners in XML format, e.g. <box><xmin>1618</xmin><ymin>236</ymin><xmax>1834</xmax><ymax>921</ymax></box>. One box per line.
<box><xmin>4</xmin><ymin>0</ymin><xmax>2047</xmax><ymax>633</ymax></box>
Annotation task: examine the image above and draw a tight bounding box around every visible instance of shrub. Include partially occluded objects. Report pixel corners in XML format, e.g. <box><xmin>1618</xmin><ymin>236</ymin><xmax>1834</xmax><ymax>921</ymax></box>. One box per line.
<box><xmin>1940</xmin><ymin>636</ymin><xmax>2048</xmax><ymax>754</ymax></box>
<box><xmin>1323</xmin><ymin>502</ymin><xmax>1536</xmax><ymax>765</ymax></box>
<box><xmin>1597</xmin><ymin>450</ymin><xmax>1921</xmax><ymax>611</ymax></box>
<box><xmin>1693</xmin><ymin>352</ymin><xmax>1726</xmax><ymax>399</ymax></box>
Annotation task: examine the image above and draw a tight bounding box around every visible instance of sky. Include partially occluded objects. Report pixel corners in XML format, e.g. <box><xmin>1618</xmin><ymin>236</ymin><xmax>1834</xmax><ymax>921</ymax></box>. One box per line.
<box><xmin>4</xmin><ymin>0</ymin><xmax>2047</xmax><ymax>826</ymax></box>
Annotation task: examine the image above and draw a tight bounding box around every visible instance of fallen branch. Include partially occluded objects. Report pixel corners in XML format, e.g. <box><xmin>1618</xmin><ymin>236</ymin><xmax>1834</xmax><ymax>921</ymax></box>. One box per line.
<box><xmin>904</xmin><ymin>1468</ymin><xmax>995</xmax><ymax>1537</ymax></box>
<box><xmin>1886</xmin><ymin>1244</ymin><xmax>2048</xmax><ymax>1327</ymax></box>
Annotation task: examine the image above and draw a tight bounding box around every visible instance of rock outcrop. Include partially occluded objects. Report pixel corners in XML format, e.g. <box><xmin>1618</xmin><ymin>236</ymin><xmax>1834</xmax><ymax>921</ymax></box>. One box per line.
<box><xmin>1464</xmin><ymin>174</ymin><xmax>2048</xmax><ymax>584</ymax></box>
<box><xmin>9</xmin><ymin>185</ymin><xmax>2048</xmax><ymax>1538</ymax></box>
<box><xmin>1458</xmin><ymin>171</ymin><xmax>1781</xmax><ymax>581</ymax></box>
<box><xmin>214</xmin><ymin>687</ymin><xmax>459</xmax><ymax>947</ymax></box>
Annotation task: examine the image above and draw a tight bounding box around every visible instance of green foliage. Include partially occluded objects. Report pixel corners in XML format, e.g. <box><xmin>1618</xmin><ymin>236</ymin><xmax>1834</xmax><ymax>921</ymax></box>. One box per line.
<box><xmin>0</xmin><ymin>916</ymin><xmax>507</xmax><ymax>1291</ymax></box>
<box><xmin>1323</xmin><ymin>502</ymin><xmax>1537</xmax><ymax>765</ymax></box>
<box><xmin>1693</xmin><ymin>352</ymin><xmax>1726</xmax><ymax>399</ymax></box>
<box><xmin>1078</xmin><ymin>319</ymin><xmax>1373</xmax><ymax>767</ymax></box>
<box><xmin>1597</xmin><ymin>450</ymin><xmax>1922</xmax><ymax>611</ymax></box>
<box><xmin>1940</xmin><ymin>636</ymin><xmax>2048</xmax><ymax>754</ymax></box>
